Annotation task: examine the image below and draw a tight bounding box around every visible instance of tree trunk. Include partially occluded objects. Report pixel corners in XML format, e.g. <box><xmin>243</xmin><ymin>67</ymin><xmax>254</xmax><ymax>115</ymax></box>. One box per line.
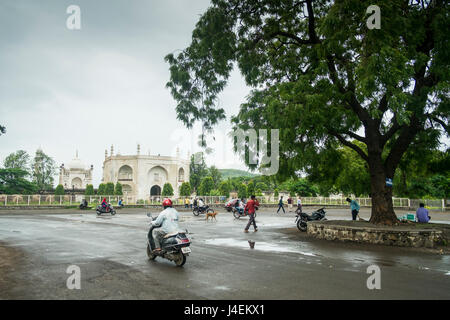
<box><xmin>368</xmin><ymin>156</ymin><xmax>399</xmax><ymax>225</ymax></box>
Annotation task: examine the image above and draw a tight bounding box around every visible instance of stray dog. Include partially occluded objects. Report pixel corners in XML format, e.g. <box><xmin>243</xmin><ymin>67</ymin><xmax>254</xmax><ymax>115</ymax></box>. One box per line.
<box><xmin>205</xmin><ymin>211</ymin><xmax>218</xmax><ymax>221</ymax></box>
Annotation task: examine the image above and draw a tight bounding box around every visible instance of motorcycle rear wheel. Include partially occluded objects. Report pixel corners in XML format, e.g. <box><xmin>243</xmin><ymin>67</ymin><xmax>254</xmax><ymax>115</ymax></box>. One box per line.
<box><xmin>146</xmin><ymin>244</ymin><xmax>157</xmax><ymax>260</ymax></box>
<box><xmin>174</xmin><ymin>252</ymin><xmax>186</xmax><ymax>267</ymax></box>
<box><xmin>96</xmin><ymin>210</ymin><xmax>101</xmax><ymax>216</ymax></box>
<box><xmin>233</xmin><ymin>211</ymin><xmax>241</xmax><ymax>219</ymax></box>
<box><xmin>193</xmin><ymin>209</ymin><xmax>199</xmax><ymax>216</ymax></box>
<box><xmin>111</xmin><ymin>210</ymin><xmax>116</xmax><ymax>216</ymax></box>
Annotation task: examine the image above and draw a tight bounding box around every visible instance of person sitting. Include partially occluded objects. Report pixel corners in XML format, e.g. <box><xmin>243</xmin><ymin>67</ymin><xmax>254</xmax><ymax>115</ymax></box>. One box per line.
<box><xmin>198</xmin><ymin>198</ymin><xmax>206</xmax><ymax>211</ymax></box>
<box><xmin>416</xmin><ymin>203</ymin><xmax>431</xmax><ymax>223</ymax></box>
<box><xmin>101</xmin><ymin>198</ymin><xmax>108</xmax><ymax>211</ymax></box>
<box><xmin>150</xmin><ymin>199</ymin><xmax>181</xmax><ymax>253</ymax></box>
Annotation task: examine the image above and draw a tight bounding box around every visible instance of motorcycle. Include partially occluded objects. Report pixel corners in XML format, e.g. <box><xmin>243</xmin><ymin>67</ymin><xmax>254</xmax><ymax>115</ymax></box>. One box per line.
<box><xmin>146</xmin><ymin>213</ymin><xmax>191</xmax><ymax>267</ymax></box>
<box><xmin>295</xmin><ymin>207</ymin><xmax>326</xmax><ymax>231</ymax></box>
<box><xmin>232</xmin><ymin>206</ymin><xmax>257</xmax><ymax>219</ymax></box>
<box><xmin>224</xmin><ymin>198</ymin><xmax>239</xmax><ymax>212</ymax></box>
<box><xmin>192</xmin><ymin>205</ymin><xmax>214</xmax><ymax>216</ymax></box>
<box><xmin>96</xmin><ymin>204</ymin><xmax>116</xmax><ymax>216</ymax></box>
<box><xmin>79</xmin><ymin>200</ymin><xmax>89</xmax><ymax>210</ymax></box>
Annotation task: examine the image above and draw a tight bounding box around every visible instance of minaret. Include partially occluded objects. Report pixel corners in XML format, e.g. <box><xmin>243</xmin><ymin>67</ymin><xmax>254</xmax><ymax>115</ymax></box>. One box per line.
<box><xmin>110</xmin><ymin>145</ymin><xmax>114</xmax><ymax>157</ymax></box>
<box><xmin>137</xmin><ymin>144</ymin><xmax>140</xmax><ymax>155</ymax></box>
<box><xmin>105</xmin><ymin>149</ymin><xmax>108</xmax><ymax>159</ymax></box>
<box><xmin>176</xmin><ymin>147</ymin><xmax>180</xmax><ymax>158</ymax></box>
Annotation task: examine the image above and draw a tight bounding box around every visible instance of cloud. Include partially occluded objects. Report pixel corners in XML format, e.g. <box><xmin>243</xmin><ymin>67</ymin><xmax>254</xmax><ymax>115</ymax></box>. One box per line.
<box><xmin>0</xmin><ymin>0</ymin><xmax>253</xmax><ymax>186</ymax></box>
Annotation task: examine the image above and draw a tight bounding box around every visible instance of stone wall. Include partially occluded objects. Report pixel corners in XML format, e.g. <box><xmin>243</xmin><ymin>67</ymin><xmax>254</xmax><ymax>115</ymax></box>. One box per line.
<box><xmin>307</xmin><ymin>221</ymin><xmax>444</xmax><ymax>248</ymax></box>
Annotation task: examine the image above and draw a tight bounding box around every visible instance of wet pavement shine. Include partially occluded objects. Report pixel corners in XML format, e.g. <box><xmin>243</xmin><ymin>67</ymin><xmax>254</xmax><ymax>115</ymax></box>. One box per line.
<box><xmin>0</xmin><ymin>207</ymin><xmax>449</xmax><ymax>299</ymax></box>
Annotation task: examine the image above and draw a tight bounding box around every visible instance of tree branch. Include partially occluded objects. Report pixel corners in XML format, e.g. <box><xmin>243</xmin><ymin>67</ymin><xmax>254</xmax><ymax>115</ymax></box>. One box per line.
<box><xmin>328</xmin><ymin>130</ymin><xmax>369</xmax><ymax>162</ymax></box>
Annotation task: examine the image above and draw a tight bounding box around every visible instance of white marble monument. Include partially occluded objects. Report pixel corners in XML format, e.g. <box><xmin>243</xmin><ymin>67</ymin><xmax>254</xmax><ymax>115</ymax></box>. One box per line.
<box><xmin>102</xmin><ymin>145</ymin><xmax>190</xmax><ymax>199</ymax></box>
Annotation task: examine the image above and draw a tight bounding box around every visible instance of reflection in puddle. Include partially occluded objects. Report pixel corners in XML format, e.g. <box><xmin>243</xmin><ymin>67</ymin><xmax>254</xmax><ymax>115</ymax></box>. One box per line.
<box><xmin>204</xmin><ymin>238</ymin><xmax>316</xmax><ymax>256</ymax></box>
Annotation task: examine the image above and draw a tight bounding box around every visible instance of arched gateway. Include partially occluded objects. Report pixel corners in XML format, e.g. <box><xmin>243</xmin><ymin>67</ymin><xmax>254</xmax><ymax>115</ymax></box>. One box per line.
<box><xmin>150</xmin><ymin>185</ymin><xmax>161</xmax><ymax>196</ymax></box>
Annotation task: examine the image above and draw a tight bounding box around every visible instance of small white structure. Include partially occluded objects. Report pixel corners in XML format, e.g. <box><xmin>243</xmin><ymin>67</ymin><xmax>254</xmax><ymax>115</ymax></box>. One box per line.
<box><xmin>59</xmin><ymin>151</ymin><xmax>93</xmax><ymax>189</ymax></box>
<box><xmin>102</xmin><ymin>145</ymin><xmax>190</xmax><ymax>200</ymax></box>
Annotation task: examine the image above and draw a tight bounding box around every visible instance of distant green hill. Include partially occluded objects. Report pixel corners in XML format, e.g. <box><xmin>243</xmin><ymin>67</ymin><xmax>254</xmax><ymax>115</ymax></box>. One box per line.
<box><xmin>219</xmin><ymin>169</ymin><xmax>259</xmax><ymax>179</ymax></box>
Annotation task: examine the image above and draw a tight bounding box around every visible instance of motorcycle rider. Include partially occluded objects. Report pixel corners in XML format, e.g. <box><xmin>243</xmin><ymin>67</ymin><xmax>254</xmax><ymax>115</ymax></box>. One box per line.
<box><xmin>149</xmin><ymin>198</ymin><xmax>181</xmax><ymax>254</ymax></box>
<box><xmin>198</xmin><ymin>198</ymin><xmax>206</xmax><ymax>212</ymax></box>
<box><xmin>101</xmin><ymin>197</ymin><xmax>108</xmax><ymax>211</ymax></box>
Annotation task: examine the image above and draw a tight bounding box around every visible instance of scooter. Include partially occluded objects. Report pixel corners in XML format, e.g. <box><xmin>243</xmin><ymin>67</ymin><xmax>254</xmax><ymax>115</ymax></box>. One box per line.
<box><xmin>96</xmin><ymin>204</ymin><xmax>116</xmax><ymax>216</ymax></box>
<box><xmin>295</xmin><ymin>207</ymin><xmax>326</xmax><ymax>231</ymax></box>
<box><xmin>146</xmin><ymin>213</ymin><xmax>191</xmax><ymax>267</ymax></box>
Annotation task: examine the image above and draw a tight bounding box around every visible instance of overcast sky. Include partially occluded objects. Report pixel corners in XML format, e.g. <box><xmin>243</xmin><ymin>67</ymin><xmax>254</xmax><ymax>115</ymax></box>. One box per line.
<box><xmin>0</xmin><ymin>0</ymin><xmax>252</xmax><ymax>186</ymax></box>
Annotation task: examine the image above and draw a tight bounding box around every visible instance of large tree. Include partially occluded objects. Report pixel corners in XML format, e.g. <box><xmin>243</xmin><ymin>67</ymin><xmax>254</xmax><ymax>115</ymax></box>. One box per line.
<box><xmin>32</xmin><ymin>149</ymin><xmax>56</xmax><ymax>192</ymax></box>
<box><xmin>0</xmin><ymin>168</ymin><xmax>37</xmax><ymax>194</ymax></box>
<box><xmin>189</xmin><ymin>152</ymin><xmax>209</xmax><ymax>192</ymax></box>
<box><xmin>166</xmin><ymin>0</ymin><xmax>449</xmax><ymax>225</ymax></box>
<box><xmin>3</xmin><ymin>150</ymin><xmax>30</xmax><ymax>172</ymax></box>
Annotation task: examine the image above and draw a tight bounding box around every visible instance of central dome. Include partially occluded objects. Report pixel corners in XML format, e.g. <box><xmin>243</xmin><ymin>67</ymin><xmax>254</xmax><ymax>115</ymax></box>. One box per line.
<box><xmin>67</xmin><ymin>151</ymin><xmax>86</xmax><ymax>170</ymax></box>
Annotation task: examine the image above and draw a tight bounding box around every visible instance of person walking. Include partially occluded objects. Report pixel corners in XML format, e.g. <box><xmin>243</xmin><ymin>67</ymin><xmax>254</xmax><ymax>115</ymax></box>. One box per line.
<box><xmin>287</xmin><ymin>197</ymin><xmax>293</xmax><ymax>212</ymax></box>
<box><xmin>244</xmin><ymin>195</ymin><xmax>259</xmax><ymax>233</ymax></box>
<box><xmin>184</xmin><ymin>197</ymin><xmax>190</xmax><ymax>208</ymax></box>
<box><xmin>277</xmin><ymin>196</ymin><xmax>285</xmax><ymax>214</ymax></box>
<box><xmin>346</xmin><ymin>198</ymin><xmax>360</xmax><ymax>221</ymax></box>
<box><xmin>297</xmin><ymin>196</ymin><xmax>302</xmax><ymax>213</ymax></box>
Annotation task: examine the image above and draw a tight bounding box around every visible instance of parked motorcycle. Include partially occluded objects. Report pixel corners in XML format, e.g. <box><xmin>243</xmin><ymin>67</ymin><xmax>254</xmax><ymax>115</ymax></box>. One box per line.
<box><xmin>146</xmin><ymin>213</ymin><xmax>191</xmax><ymax>267</ymax></box>
<box><xmin>96</xmin><ymin>204</ymin><xmax>116</xmax><ymax>216</ymax></box>
<box><xmin>192</xmin><ymin>205</ymin><xmax>214</xmax><ymax>216</ymax></box>
<box><xmin>295</xmin><ymin>207</ymin><xmax>326</xmax><ymax>231</ymax></box>
<box><xmin>79</xmin><ymin>200</ymin><xmax>89</xmax><ymax>210</ymax></box>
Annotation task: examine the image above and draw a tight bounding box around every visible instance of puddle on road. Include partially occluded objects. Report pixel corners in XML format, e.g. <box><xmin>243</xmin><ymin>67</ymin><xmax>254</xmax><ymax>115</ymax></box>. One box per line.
<box><xmin>204</xmin><ymin>238</ymin><xmax>317</xmax><ymax>257</ymax></box>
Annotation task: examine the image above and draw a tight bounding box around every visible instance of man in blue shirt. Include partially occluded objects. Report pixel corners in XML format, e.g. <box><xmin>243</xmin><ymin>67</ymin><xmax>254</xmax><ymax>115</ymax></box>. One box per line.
<box><xmin>346</xmin><ymin>198</ymin><xmax>360</xmax><ymax>220</ymax></box>
<box><xmin>416</xmin><ymin>203</ymin><xmax>431</xmax><ymax>223</ymax></box>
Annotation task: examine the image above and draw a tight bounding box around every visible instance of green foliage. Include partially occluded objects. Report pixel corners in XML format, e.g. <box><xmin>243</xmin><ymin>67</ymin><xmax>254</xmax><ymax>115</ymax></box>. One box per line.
<box><xmin>97</xmin><ymin>183</ymin><xmax>106</xmax><ymax>195</ymax></box>
<box><xmin>210</xmin><ymin>189</ymin><xmax>221</xmax><ymax>196</ymax></box>
<box><xmin>237</xmin><ymin>183</ymin><xmax>248</xmax><ymax>199</ymax></box>
<box><xmin>162</xmin><ymin>183</ymin><xmax>174</xmax><ymax>196</ymax></box>
<box><xmin>209</xmin><ymin>166</ymin><xmax>222</xmax><ymax>188</ymax></box>
<box><xmin>166</xmin><ymin>0</ymin><xmax>450</xmax><ymax>223</ymax></box>
<box><xmin>218</xmin><ymin>169</ymin><xmax>259</xmax><ymax>180</ymax></box>
<box><xmin>55</xmin><ymin>184</ymin><xmax>65</xmax><ymax>196</ymax></box>
<box><xmin>282</xmin><ymin>178</ymin><xmax>319</xmax><ymax>197</ymax></box>
<box><xmin>4</xmin><ymin>150</ymin><xmax>30</xmax><ymax>171</ymax></box>
<box><xmin>179</xmin><ymin>182</ymin><xmax>192</xmax><ymax>197</ymax></box>
<box><xmin>307</xmin><ymin>143</ymin><xmax>371</xmax><ymax>197</ymax></box>
<box><xmin>85</xmin><ymin>184</ymin><xmax>94</xmax><ymax>196</ymax></box>
<box><xmin>218</xmin><ymin>180</ymin><xmax>232</xmax><ymax>197</ymax></box>
<box><xmin>189</xmin><ymin>153</ymin><xmax>208</xmax><ymax>192</ymax></box>
<box><xmin>247</xmin><ymin>180</ymin><xmax>255</xmax><ymax>196</ymax></box>
<box><xmin>0</xmin><ymin>168</ymin><xmax>37</xmax><ymax>194</ymax></box>
<box><xmin>274</xmin><ymin>189</ymin><xmax>279</xmax><ymax>197</ymax></box>
<box><xmin>198</xmin><ymin>176</ymin><xmax>214</xmax><ymax>195</ymax></box>
<box><xmin>32</xmin><ymin>149</ymin><xmax>56</xmax><ymax>191</ymax></box>
<box><xmin>115</xmin><ymin>182</ymin><xmax>123</xmax><ymax>196</ymax></box>
<box><xmin>105</xmin><ymin>182</ymin><xmax>115</xmax><ymax>195</ymax></box>
<box><xmin>255</xmin><ymin>182</ymin><xmax>268</xmax><ymax>191</ymax></box>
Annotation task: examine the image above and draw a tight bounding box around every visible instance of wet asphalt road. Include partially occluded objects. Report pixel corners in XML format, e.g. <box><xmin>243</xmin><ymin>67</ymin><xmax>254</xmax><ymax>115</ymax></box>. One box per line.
<box><xmin>0</xmin><ymin>207</ymin><xmax>449</xmax><ymax>299</ymax></box>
